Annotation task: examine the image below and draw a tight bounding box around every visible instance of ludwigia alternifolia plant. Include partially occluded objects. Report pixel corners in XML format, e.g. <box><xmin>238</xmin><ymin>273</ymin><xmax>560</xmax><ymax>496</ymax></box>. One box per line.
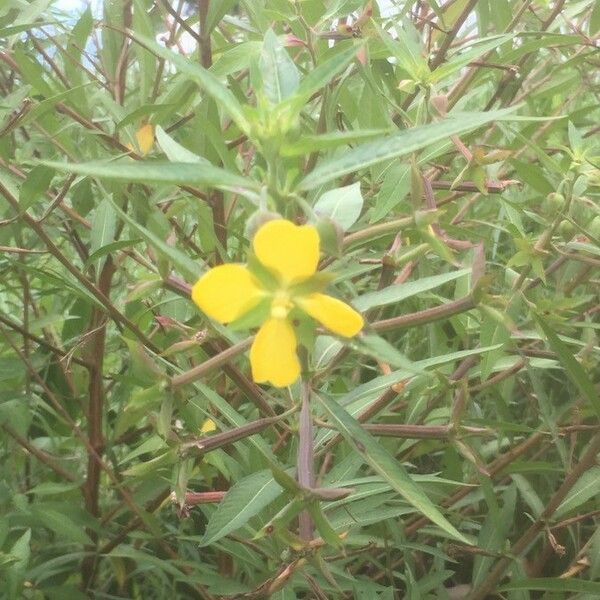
<box><xmin>1</xmin><ymin>1</ymin><xmax>599</xmax><ymax>598</ymax></box>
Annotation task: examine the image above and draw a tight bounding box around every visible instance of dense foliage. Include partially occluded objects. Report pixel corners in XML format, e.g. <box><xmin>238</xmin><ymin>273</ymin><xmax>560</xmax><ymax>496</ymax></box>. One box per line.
<box><xmin>1</xmin><ymin>0</ymin><xmax>599</xmax><ymax>598</ymax></box>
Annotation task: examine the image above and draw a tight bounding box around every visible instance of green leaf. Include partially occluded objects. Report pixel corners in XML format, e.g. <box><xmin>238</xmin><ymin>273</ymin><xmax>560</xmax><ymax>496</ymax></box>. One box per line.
<box><xmin>472</xmin><ymin>484</ymin><xmax>516</xmax><ymax>587</ymax></box>
<box><xmin>199</xmin><ymin>470</ymin><xmax>283</xmax><ymax>546</ymax></box>
<box><xmin>281</xmin><ymin>128</ymin><xmax>391</xmax><ymax>157</ymax></box>
<box><xmin>429</xmin><ymin>34</ymin><xmax>512</xmax><ymax>82</ymax></box>
<box><xmin>354</xmin><ymin>334</ymin><xmax>418</xmax><ymax>370</ymax></box>
<box><xmin>259</xmin><ymin>29</ymin><xmax>299</xmax><ymax>104</ymax></box>
<box><xmin>314</xmin><ymin>182</ymin><xmax>363</xmax><ymax>231</ymax></box>
<box><xmin>0</xmin><ymin>399</ymin><xmax>32</xmax><ymax>437</ymax></box>
<box><xmin>315</xmin><ymin>393</ymin><xmax>471</xmax><ymax>544</ymax></box>
<box><xmin>26</xmin><ymin>482</ymin><xmax>80</xmax><ymax>496</ymax></box>
<box><xmin>292</xmin><ymin>42</ymin><xmax>361</xmax><ymax>106</ymax></box>
<box><xmin>85</xmin><ymin>239</ymin><xmax>142</xmax><ymax>267</ymax></box>
<box><xmin>191</xmin><ymin>383</ymin><xmax>278</xmax><ymax>463</ymax></box>
<box><xmin>132</xmin><ymin>0</ymin><xmax>156</xmax><ymax>102</ymax></box>
<box><xmin>591</xmin><ymin>0</ymin><xmax>600</xmax><ymax>34</ymax></box>
<box><xmin>210</xmin><ymin>41</ymin><xmax>262</xmax><ymax>78</ymax></box>
<box><xmin>555</xmin><ymin>466</ymin><xmax>600</xmax><ymax>518</ymax></box>
<box><xmin>499</xmin><ymin>578</ymin><xmax>600</xmax><ymax>594</ymax></box>
<box><xmin>155</xmin><ymin>126</ymin><xmax>208</xmax><ymax>164</ymax></box>
<box><xmin>116</xmin><ymin>103</ymin><xmax>175</xmax><ymax>131</ymax></box>
<box><xmin>206</xmin><ymin>0</ymin><xmax>239</xmax><ymax>33</ymax></box>
<box><xmin>6</xmin><ymin>529</ymin><xmax>30</xmax><ymax>599</ymax></box>
<box><xmin>101</xmin><ymin>0</ymin><xmax>123</xmax><ymax>76</ymax></box>
<box><xmin>37</xmin><ymin>159</ymin><xmax>259</xmax><ymax>195</ymax></box>
<box><xmin>20</xmin><ymin>165</ymin><xmax>54</xmax><ymax>210</ymax></box>
<box><xmin>104</xmin><ymin>195</ymin><xmax>201</xmax><ymax>281</ymax></box>
<box><xmin>371</xmin><ymin>164</ymin><xmax>411</xmax><ymax>222</ymax></box>
<box><xmin>89</xmin><ymin>197</ymin><xmax>116</xmax><ymax>269</ymax></box>
<box><xmin>128</xmin><ymin>31</ymin><xmax>250</xmax><ymax>134</ymax></box>
<box><xmin>374</xmin><ymin>20</ymin><xmax>428</xmax><ymax>80</ymax></box>
<box><xmin>0</xmin><ymin>22</ymin><xmax>56</xmax><ymax>39</ymax></box>
<box><xmin>307</xmin><ymin>503</ymin><xmax>343</xmax><ymax>547</ymax></box>
<box><xmin>534</xmin><ymin>314</ymin><xmax>600</xmax><ymax>418</ymax></box>
<box><xmin>298</xmin><ymin>108</ymin><xmax>517</xmax><ymax>190</ymax></box>
<box><xmin>30</xmin><ymin>507</ymin><xmax>91</xmax><ymax>545</ymax></box>
<box><xmin>334</xmin><ymin>345</ymin><xmax>504</xmax><ymax>413</ymax></box>
<box><xmin>354</xmin><ymin>268</ymin><xmax>470</xmax><ymax>311</ymax></box>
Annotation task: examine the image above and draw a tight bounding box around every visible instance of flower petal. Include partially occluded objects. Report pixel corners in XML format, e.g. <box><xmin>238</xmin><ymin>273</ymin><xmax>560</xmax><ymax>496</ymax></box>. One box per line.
<box><xmin>253</xmin><ymin>219</ymin><xmax>319</xmax><ymax>284</ymax></box>
<box><xmin>191</xmin><ymin>264</ymin><xmax>263</xmax><ymax>323</ymax></box>
<box><xmin>250</xmin><ymin>318</ymin><xmax>300</xmax><ymax>387</ymax></box>
<box><xmin>298</xmin><ymin>293</ymin><xmax>364</xmax><ymax>337</ymax></box>
<box><xmin>136</xmin><ymin>123</ymin><xmax>154</xmax><ymax>156</ymax></box>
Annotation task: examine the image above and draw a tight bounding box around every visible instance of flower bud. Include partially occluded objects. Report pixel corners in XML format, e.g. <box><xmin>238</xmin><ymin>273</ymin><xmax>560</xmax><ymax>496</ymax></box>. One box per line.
<box><xmin>244</xmin><ymin>210</ymin><xmax>282</xmax><ymax>240</ymax></box>
<box><xmin>557</xmin><ymin>219</ymin><xmax>575</xmax><ymax>241</ymax></box>
<box><xmin>541</xmin><ymin>192</ymin><xmax>565</xmax><ymax>217</ymax></box>
<box><xmin>315</xmin><ymin>216</ymin><xmax>343</xmax><ymax>257</ymax></box>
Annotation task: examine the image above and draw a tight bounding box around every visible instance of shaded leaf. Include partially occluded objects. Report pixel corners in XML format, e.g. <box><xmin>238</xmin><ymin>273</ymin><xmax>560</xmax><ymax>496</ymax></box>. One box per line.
<box><xmin>199</xmin><ymin>470</ymin><xmax>283</xmax><ymax>546</ymax></box>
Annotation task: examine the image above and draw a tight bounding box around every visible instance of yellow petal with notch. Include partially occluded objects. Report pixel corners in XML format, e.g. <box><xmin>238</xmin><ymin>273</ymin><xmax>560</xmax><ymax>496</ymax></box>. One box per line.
<box><xmin>250</xmin><ymin>317</ymin><xmax>300</xmax><ymax>387</ymax></box>
<box><xmin>253</xmin><ymin>219</ymin><xmax>319</xmax><ymax>284</ymax></box>
<box><xmin>298</xmin><ymin>293</ymin><xmax>364</xmax><ymax>337</ymax></box>
<box><xmin>191</xmin><ymin>264</ymin><xmax>263</xmax><ymax>323</ymax></box>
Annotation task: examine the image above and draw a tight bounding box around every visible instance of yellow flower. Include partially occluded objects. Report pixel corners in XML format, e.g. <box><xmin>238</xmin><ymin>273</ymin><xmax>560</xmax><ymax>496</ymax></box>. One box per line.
<box><xmin>200</xmin><ymin>418</ymin><xmax>217</xmax><ymax>434</ymax></box>
<box><xmin>191</xmin><ymin>219</ymin><xmax>364</xmax><ymax>387</ymax></box>
<box><xmin>127</xmin><ymin>123</ymin><xmax>154</xmax><ymax>156</ymax></box>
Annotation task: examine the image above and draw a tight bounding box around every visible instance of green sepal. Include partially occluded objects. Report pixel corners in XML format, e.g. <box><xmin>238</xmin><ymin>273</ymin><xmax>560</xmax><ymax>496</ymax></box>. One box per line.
<box><xmin>247</xmin><ymin>252</ymin><xmax>279</xmax><ymax>291</ymax></box>
<box><xmin>269</xmin><ymin>462</ymin><xmax>302</xmax><ymax>494</ymax></box>
<box><xmin>274</xmin><ymin>525</ymin><xmax>306</xmax><ymax>551</ymax></box>
<box><xmin>420</xmin><ymin>226</ymin><xmax>456</xmax><ymax>265</ymax></box>
<box><xmin>288</xmin><ymin>271</ymin><xmax>337</xmax><ymax>296</ymax></box>
<box><xmin>314</xmin><ymin>217</ymin><xmax>343</xmax><ymax>257</ymax></box>
<box><xmin>227</xmin><ymin>297</ymin><xmax>271</xmax><ymax>332</ymax></box>
<box><xmin>255</xmin><ymin>498</ymin><xmax>304</xmax><ymax>540</ymax></box>
<box><xmin>292</xmin><ymin>310</ymin><xmax>317</xmax><ymax>351</ymax></box>
<box><xmin>307</xmin><ymin>502</ymin><xmax>343</xmax><ymax>547</ymax></box>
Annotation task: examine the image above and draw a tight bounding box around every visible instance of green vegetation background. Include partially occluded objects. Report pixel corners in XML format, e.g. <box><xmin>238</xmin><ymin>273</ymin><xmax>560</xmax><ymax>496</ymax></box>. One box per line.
<box><xmin>0</xmin><ymin>0</ymin><xmax>599</xmax><ymax>598</ymax></box>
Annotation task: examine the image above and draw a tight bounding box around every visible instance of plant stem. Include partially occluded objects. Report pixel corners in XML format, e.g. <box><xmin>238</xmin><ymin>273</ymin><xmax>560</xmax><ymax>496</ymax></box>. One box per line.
<box><xmin>170</xmin><ymin>337</ymin><xmax>253</xmax><ymax>388</ymax></box>
<box><xmin>298</xmin><ymin>381</ymin><xmax>314</xmax><ymax>541</ymax></box>
<box><xmin>469</xmin><ymin>432</ymin><xmax>600</xmax><ymax>600</ymax></box>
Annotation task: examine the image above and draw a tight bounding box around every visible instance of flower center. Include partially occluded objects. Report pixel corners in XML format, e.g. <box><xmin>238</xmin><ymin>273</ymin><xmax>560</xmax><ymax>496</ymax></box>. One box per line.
<box><xmin>270</xmin><ymin>290</ymin><xmax>293</xmax><ymax>319</ymax></box>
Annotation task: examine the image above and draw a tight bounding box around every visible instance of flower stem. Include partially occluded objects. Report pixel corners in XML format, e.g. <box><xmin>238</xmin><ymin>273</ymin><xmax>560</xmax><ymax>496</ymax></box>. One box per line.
<box><xmin>297</xmin><ymin>380</ymin><xmax>314</xmax><ymax>541</ymax></box>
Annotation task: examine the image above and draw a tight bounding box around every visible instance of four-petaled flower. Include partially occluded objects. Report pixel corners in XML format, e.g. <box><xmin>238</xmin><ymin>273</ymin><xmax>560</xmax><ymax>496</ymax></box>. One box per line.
<box><xmin>191</xmin><ymin>219</ymin><xmax>364</xmax><ymax>387</ymax></box>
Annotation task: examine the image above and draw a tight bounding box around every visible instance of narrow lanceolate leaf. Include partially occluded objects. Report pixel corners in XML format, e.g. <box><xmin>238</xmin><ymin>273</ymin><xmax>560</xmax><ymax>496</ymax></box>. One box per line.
<box><xmin>534</xmin><ymin>314</ymin><xmax>600</xmax><ymax>418</ymax></box>
<box><xmin>292</xmin><ymin>41</ymin><xmax>362</xmax><ymax>106</ymax></box>
<box><xmin>259</xmin><ymin>29</ymin><xmax>299</xmax><ymax>104</ymax></box>
<box><xmin>281</xmin><ymin>128</ymin><xmax>392</xmax><ymax>157</ymax></box>
<box><xmin>354</xmin><ymin>268</ymin><xmax>471</xmax><ymax>311</ymax></box>
<box><xmin>555</xmin><ymin>466</ymin><xmax>600</xmax><ymax>518</ymax></box>
<box><xmin>105</xmin><ymin>196</ymin><xmax>201</xmax><ymax>281</ymax></box>
<box><xmin>315</xmin><ymin>393</ymin><xmax>471</xmax><ymax>544</ymax></box>
<box><xmin>333</xmin><ymin>345</ymin><xmax>504</xmax><ymax>413</ymax></box>
<box><xmin>199</xmin><ymin>470</ymin><xmax>283</xmax><ymax>546</ymax></box>
<box><xmin>298</xmin><ymin>108</ymin><xmax>517</xmax><ymax>190</ymax></box>
<box><xmin>128</xmin><ymin>31</ymin><xmax>250</xmax><ymax>134</ymax></box>
<box><xmin>499</xmin><ymin>578</ymin><xmax>600</xmax><ymax>595</ymax></box>
<box><xmin>89</xmin><ymin>197</ymin><xmax>116</xmax><ymax>269</ymax></box>
<box><xmin>38</xmin><ymin>159</ymin><xmax>259</xmax><ymax>194</ymax></box>
<box><xmin>155</xmin><ymin>126</ymin><xmax>208</xmax><ymax>164</ymax></box>
<box><xmin>429</xmin><ymin>34</ymin><xmax>512</xmax><ymax>83</ymax></box>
